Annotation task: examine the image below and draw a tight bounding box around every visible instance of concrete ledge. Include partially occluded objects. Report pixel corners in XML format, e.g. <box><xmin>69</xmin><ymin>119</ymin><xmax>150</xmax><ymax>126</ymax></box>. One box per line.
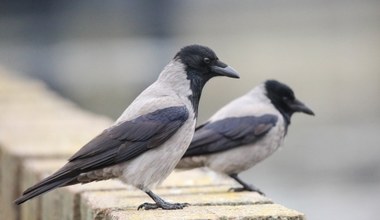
<box><xmin>0</xmin><ymin>67</ymin><xmax>306</xmax><ymax>220</ymax></box>
<box><xmin>106</xmin><ymin>204</ymin><xmax>304</xmax><ymax>220</ymax></box>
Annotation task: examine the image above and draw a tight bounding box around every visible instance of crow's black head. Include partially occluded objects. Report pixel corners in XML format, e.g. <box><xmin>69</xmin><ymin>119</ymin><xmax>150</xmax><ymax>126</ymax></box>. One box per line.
<box><xmin>175</xmin><ymin>44</ymin><xmax>239</xmax><ymax>79</ymax></box>
<box><xmin>173</xmin><ymin>45</ymin><xmax>239</xmax><ymax>116</ymax></box>
<box><xmin>265</xmin><ymin>80</ymin><xmax>314</xmax><ymax>124</ymax></box>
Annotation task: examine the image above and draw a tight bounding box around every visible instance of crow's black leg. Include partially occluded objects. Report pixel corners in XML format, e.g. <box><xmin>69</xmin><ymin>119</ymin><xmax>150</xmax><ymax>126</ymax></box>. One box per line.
<box><xmin>137</xmin><ymin>190</ymin><xmax>189</xmax><ymax>210</ymax></box>
<box><xmin>228</xmin><ymin>173</ymin><xmax>265</xmax><ymax>195</ymax></box>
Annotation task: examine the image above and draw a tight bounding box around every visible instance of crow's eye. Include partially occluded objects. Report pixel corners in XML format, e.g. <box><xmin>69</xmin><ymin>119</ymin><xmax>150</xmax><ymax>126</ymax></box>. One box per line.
<box><xmin>283</xmin><ymin>95</ymin><xmax>294</xmax><ymax>102</ymax></box>
<box><xmin>203</xmin><ymin>57</ymin><xmax>211</xmax><ymax>64</ymax></box>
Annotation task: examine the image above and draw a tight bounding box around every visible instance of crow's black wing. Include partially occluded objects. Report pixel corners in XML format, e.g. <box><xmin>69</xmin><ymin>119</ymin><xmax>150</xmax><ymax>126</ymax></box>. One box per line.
<box><xmin>183</xmin><ymin>114</ymin><xmax>278</xmax><ymax>157</ymax></box>
<box><xmin>70</xmin><ymin>106</ymin><xmax>189</xmax><ymax>162</ymax></box>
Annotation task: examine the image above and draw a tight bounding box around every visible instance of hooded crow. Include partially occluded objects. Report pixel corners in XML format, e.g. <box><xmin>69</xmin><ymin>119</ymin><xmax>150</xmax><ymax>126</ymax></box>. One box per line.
<box><xmin>177</xmin><ymin>80</ymin><xmax>314</xmax><ymax>195</ymax></box>
<box><xmin>14</xmin><ymin>44</ymin><xmax>239</xmax><ymax>210</ymax></box>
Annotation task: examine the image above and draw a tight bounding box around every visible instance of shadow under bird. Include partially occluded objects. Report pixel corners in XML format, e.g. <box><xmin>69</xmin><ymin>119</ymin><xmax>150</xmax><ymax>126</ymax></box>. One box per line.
<box><xmin>177</xmin><ymin>80</ymin><xmax>314</xmax><ymax>194</ymax></box>
<box><xmin>14</xmin><ymin>44</ymin><xmax>239</xmax><ymax>210</ymax></box>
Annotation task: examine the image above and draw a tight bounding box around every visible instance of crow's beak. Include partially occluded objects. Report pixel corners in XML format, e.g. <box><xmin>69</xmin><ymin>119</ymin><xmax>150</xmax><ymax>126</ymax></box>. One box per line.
<box><xmin>210</xmin><ymin>60</ymin><xmax>240</xmax><ymax>79</ymax></box>
<box><xmin>289</xmin><ymin>99</ymin><xmax>315</xmax><ymax>115</ymax></box>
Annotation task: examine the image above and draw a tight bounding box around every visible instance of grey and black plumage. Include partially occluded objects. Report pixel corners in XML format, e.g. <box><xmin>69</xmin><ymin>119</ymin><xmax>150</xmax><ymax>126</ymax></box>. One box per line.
<box><xmin>177</xmin><ymin>80</ymin><xmax>314</xmax><ymax>194</ymax></box>
<box><xmin>14</xmin><ymin>44</ymin><xmax>239</xmax><ymax>210</ymax></box>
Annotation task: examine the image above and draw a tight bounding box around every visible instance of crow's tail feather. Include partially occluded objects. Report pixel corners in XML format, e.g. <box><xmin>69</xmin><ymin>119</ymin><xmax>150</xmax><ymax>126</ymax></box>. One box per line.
<box><xmin>14</xmin><ymin>176</ymin><xmax>76</xmax><ymax>205</ymax></box>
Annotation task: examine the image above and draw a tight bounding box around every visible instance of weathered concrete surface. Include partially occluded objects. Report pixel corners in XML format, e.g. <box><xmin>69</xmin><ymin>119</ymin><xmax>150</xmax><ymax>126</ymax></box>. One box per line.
<box><xmin>106</xmin><ymin>204</ymin><xmax>304</xmax><ymax>220</ymax></box>
<box><xmin>19</xmin><ymin>159</ymin><xmax>66</xmax><ymax>220</ymax></box>
<box><xmin>0</xmin><ymin>69</ymin><xmax>306</xmax><ymax>220</ymax></box>
<box><xmin>80</xmin><ymin>186</ymin><xmax>272</xmax><ymax>220</ymax></box>
<box><xmin>0</xmin><ymin>69</ymin><xmax>111</xmax><ymax>220</ymax></box>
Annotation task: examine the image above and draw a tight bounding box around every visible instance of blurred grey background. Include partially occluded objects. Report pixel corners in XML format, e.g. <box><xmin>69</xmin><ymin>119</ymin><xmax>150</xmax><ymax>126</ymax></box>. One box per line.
<box><xmin>1</xmin><ymin>0</ymin><xmax>379</xmax><ymax>219</ymax></box>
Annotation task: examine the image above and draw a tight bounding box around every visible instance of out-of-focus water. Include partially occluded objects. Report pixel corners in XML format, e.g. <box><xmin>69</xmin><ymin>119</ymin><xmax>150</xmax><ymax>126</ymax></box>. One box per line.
<box><xmin>1</xmin><ymin>1</ymin><xmax>379</xmax><ymax>219</ymax></box>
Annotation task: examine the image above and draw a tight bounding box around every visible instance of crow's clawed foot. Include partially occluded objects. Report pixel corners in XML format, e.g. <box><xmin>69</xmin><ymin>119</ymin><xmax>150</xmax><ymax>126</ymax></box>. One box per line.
<box><xmin>227</xmin><ymin>174</ymin><xmax>266</xmax><ymax>195</ymax></box>
<box><xmin>138</xmin><ymin>202</ymin><xmax>189</xmax><ymax>210</ymax></box>
<box><xmin>138</xmin><ymin>202</ymin><xmax>158</xmax><ymax>210</ymax></box>
<box><xmin>228</xmin><ymin>186</ymin><xmax>265</xmax><ymax>195</ymax></box>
